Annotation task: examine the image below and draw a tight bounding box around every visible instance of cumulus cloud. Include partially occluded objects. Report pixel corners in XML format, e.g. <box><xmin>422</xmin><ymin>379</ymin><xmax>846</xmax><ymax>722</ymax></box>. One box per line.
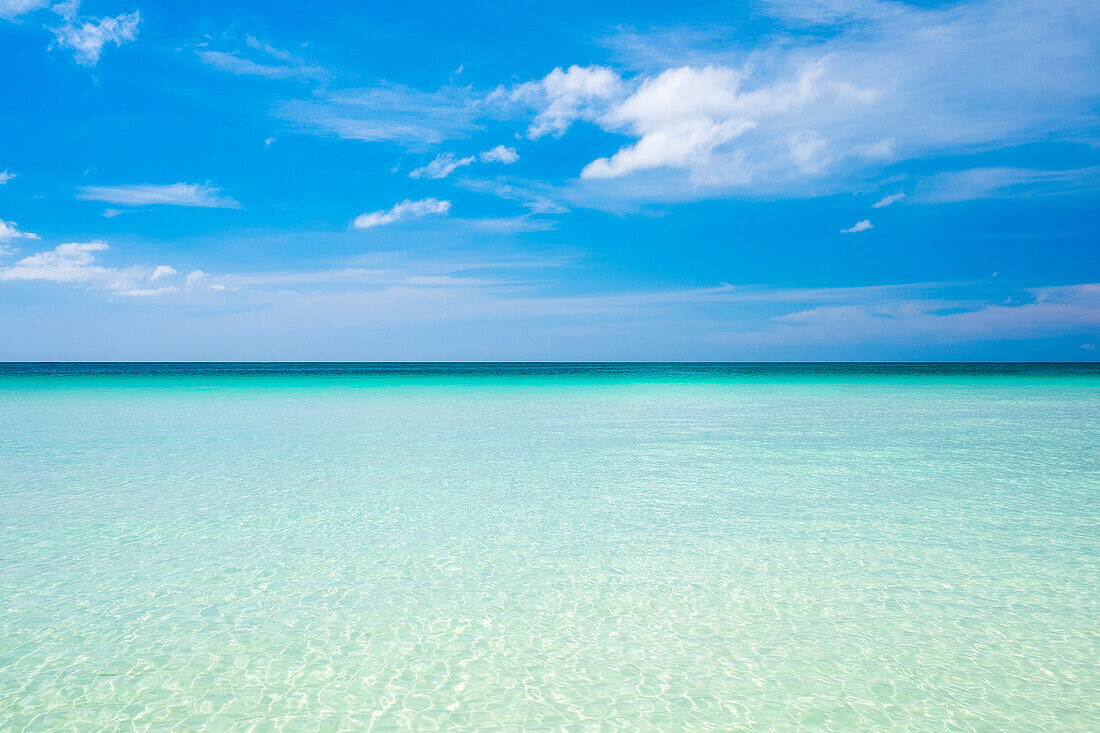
<box><xmin>0</xmin><ymin>219</ymin><xmax>39</xmax><ymax>242</ymax></box>
<box><xmin>506</xmin><ymin>65</ymin><xmax>623</xmax><ymax>138</ymax></box>
<box><xmin>0</xmin><ymin>241</ymin><xmax>116</xmax><ymax>285</ymax></box>
<box><xmin>76</xmin><ymin>183</ymin><xmax>241</xmax><ymax>208</ymax></box>
<box><xmin>150</xmin><ymin>265</ymin><xmax>177</xmax><ymax>281</ymax></box>
<box><xmin>184</xmin><ymin>270</ymin><xmax>208</xmax><ymax>286</ymax></box>
<box><xmin>352</xmin><ymin>198</ymin><xmax>451</xmax><ymax>229</ymax></box>
<box><xmin>0</xmin><ymin>0</ymin><xmax>49</xmax><ymax>19</ymax></box>
<box><xmin>841</xmin><ymin>219</ymin><xmax>872</xmax><ymax>233</ymax></box>
<box><xmin>53</xmin><ymin>11</ymin><xmax>140</xmax><ymax>65</ymax></box>
<box><xmin>577</xmin><ymin>61</ymin><xmax>880</xmax><ymax>182</ymax></box>
<box><xmin>0</xmin><ymin>170</ymin><xmax>15</xmax><ymax>184</ymax></box>
<box><xmin>872</xmin><ymin>191</ymin><xmax>905</xmax><ymax>208</ymax></box>
<box><xmin>480</xmin><ymin>145</ymin><xmax>519</xmax><ymax>164</ymax></box>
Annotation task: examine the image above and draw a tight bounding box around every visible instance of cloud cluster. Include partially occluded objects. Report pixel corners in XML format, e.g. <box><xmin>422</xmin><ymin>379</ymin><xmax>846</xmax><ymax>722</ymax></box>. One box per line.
<box><xmin>54</xmin><ymin>10</ymin><xmax>141</xmax><ymax>66</ymax></box>
<box><xmin>352</xmin><ymin>198</ymin><xmax>451</xmax><ymax>229</ymax></box>
<box><xmin>0</xmin><ymin>240</ymin><xmax>217</xmax><ymax>297</ymax></box>
<box><xmin>0</xmin><ymin>170</ymin><xmax>15</xmax><ymax>184</ymax></box>
<box><xmin>0</xmin><ymin>0</ymin><xmax>140</xmax><ymax>65</ymax></box>
<box><xmin>500</xmin><ymin>0</ymin><xmax>1099</xmax><ymax>200</ymax></box>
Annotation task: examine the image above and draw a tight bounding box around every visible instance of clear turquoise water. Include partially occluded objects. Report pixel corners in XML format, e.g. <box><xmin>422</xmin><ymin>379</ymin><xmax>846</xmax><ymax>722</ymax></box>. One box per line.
<box><xmin>1</xmin><ymin>364</ymin><xmax>1097</xmax><ymax>731</ymax></box>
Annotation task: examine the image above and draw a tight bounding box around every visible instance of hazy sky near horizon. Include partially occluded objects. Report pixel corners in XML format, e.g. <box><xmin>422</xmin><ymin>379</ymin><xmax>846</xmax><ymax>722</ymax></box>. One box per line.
<box><xmin>1</xmin><ymin>0</ymin><xmax>1097</xmax><ymax>360</ymax></box>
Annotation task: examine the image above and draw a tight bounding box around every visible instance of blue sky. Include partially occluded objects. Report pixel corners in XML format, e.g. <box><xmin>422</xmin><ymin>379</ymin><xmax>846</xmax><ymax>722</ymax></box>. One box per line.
<box><xmin>0</xmin><ymin>0</ymin><xmax>1097</xmax><ymax>360</ymax></box>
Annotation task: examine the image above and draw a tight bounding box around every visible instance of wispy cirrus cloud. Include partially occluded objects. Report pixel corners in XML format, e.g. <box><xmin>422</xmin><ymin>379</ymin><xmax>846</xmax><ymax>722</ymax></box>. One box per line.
<box><xmin>841</xmin><ymin>219</ymin><xmax>872</xmax><ymax>233</ymax></box>
<box><xmin>281</xmin><ymin>85</ymin><xmax>481</xmax><ymax>146</ymax></box>
<box><xmin>409</xmin><ymin>153</ymin><xmax>476</xmax><ymax>180</ymax></box>
<box><xmin>912</xmin><ymin>166</ymin><xmax>1100</xmax><ymax>203</ymax></box>
<box><xmin>198</xmin><ymin>35</ymin><xmax>327</xmax><ymax>81</ymax></box>
<box><xmin>0</xmin><ymin>0</ymin><xmax>49</xmax><ymax>19</ymax></box>
<box><xmin>76</xmin><ymin>183</ymin><xmax>241</xmax><ymax>209</ymax></box>
<box><xmin>352</xmin><ymin>198</ymin><xmax>451</xmax><ymax>229</ymax></box>
<box><xmin>872</xmin><ymin>191</ymin><xmax>905</xmax><ymax>208</ymax></box>
<box><xmin>724</xmin><ymin>283</ymin><xmax>1100</xmax><ymax>348</ymax></box>
<box><xmin>2</xmin><ymin>236</ymin><xmax>1094</xmax><ymax>356</ymax></box>
<box><xmin>409</xmin><ymin>145</ymin><xmax>519</xmax><ymax>179</ymax></box>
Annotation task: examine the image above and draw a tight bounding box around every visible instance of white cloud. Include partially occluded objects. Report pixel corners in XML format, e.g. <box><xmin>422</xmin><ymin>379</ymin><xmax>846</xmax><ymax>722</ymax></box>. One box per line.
<box><xmin>53</xmin><ymin>11</ymin><xmax>140</xmax><ymax>65</ymax></box>
<box><xmin>76</xmin><ymin>183</ymin><xmax>241</xmax><ymax>208</ymax></box>
<box><xmin>0</xmin><ymin>241</ymin><xmax>114</xmax><ymax>284</ymax></box>
<box><xmin>150</xmin><ymin>265</ymin><xmax>177</xmax><ymax>281</ymax></box>
<box><xmin>0</xmin><ymin>241</ymin><xmax>169</xmax><ymax>296</ymax></box>
<box><xmin>352</xmin><ymin>198</ymin><xmax>451</xmax><ymax>229</ymax></box>
<box><xmin>872</xmin><ymin>191</ymin><xmax>905</xmax><ymax>208</ymax></box>
<box><xmin>0</xmin><ymin>0</ymin><xmax>49</xmax><ymax>19</ymax></box>
<box><xmin>506</xmin><ymin>65</ymin><xmax>623</xmax><ymax>138</ymax></box>
<box><xmin>0</xmin><ymin>219</ymin><xmax>39</xmax><ymax>242</ymax></box>
<box><xmin>841</xmin><ymin>219</ymin><xmax>872</xmax><ymax>233</ymax></box>
<box><xmin>0</xmin><ymin>170</ymin><xmax>15</xmax><ymax>184</ymax></box>
<box><xmin>479</xmin><ymin>145</ymin><xmax>519</xmax><ymax>164</ymax></box>
<box><xmin>578</xmin><ymin>61</ymin><xmax>879</xmax><ymax>182</ymax></box>
<box><xmin>409</xmin><ymin>153</ymin><xmax>476</xmax><ymax>179</ymax></box>
<box><xmin>184</xmin><ymin>270</ymin><xmax>207</xmax><ymax>286</ymax></box>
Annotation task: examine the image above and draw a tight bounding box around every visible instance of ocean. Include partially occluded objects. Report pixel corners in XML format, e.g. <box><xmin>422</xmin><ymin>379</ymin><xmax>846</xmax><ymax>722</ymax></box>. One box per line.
<box><xmin>1</xmin><ymin>363</ymin><xmax>1097</xmax><ymax>730</ymax></box>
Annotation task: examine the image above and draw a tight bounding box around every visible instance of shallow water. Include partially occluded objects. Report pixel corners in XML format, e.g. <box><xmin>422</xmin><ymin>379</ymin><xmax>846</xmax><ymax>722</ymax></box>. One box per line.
<box><xmin>1</xmin><ymin>364</ymin><xmax>1097</xmax><ymax>730</ymax></box>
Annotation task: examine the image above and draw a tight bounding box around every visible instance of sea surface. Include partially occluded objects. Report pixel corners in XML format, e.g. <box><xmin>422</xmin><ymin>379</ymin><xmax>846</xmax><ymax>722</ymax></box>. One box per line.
<box><xmin>1</xmin><ymin>363</ymin><xmax>1097</xmax><ymax>731</ymax></box>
